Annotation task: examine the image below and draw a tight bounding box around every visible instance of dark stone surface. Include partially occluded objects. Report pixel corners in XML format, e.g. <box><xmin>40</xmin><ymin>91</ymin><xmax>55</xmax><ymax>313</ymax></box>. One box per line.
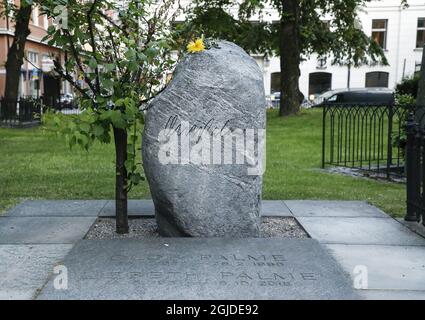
<box><xmin>298</xmin><ymin>217</ymin><xmax>425</xmax><ymax>245</ymax></box>
<box><xmin>359</xmin><ymin>290</ymin><xmax>425</xmax><ymax>300</ymax></box>
<box><xmin>285</xmin><ymin>200</ymin><xmax>388</xmax><ymax>218</ymax></box>
<box><xmin>262</xmin><ymin>201</ymin><xmax>292</xmax><ymax>217</ymax></box>
<box><xmin>6</xmin><ymin>200</ymin><xmax>108</xmax><ymax>217</ymax></box>
<box><xmin>0</xmin><ymin>217</ymin><xmax>96</xmax><ymax>244</ymax></box>
<box><xmin>99</xmin><ymin>200</ymin><xmax>155</xmax><ymax>217</ymax></box>
<box><xmin>99</xmin><ymin>200</ymin><xmax>292</xmax><ymax>218</ymax></box>
<box><xmin>326</xmin><ymin>244</ymin><xmax>425</xmax><ymax>291</ymax></box>
<box><xmin>0</xmin><ymin>244</ymin><xmax>73</xmax><ymax>299</ymax></box>
<box><xmin>397</xmin><ymin>218</ymin><xmax>425</xmax><ymax>238</ymax></box>
<box><xmin>38</xmin><ymin>238</ymin><xmax>359</xmax><ymax>300</ymax></box>
<box><xmin>142</xmin><ymin>41</ymin><xmax>266</xmax><ymax>237</ymax></box>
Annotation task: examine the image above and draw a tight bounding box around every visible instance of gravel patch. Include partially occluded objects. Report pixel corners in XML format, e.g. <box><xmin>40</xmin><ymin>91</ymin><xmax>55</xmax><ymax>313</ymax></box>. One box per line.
<box><xmin>261</xmin><ymin>217</ymin><xmax>309</xmax><ymax>238</ymax></box>
<box><xmin>85</xmin><ymin>217</ymin><xmax>309</xmax><ymax>239</ymax></box>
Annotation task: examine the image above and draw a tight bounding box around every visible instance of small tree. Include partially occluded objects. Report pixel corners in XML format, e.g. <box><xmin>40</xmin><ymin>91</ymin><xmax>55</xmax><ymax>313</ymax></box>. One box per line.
<box><xmin>39</xmin><ymin>0</ymin><xmax>179</xmax><ymax>233</ymax></box>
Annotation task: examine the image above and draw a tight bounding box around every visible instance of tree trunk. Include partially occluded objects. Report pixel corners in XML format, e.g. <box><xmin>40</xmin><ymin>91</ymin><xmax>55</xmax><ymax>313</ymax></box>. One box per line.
<box><xmin>4</xmin><ymin>4</ymin><xmax>32</xmax><ymax>113</ymax></box>
<box><xmin>113</xmin><ymin>127</ymin><xmax>129</xmax><ymax>234</ymax></box>
<box><xmin>279</xmin><ymin>0</ymin><xmax>302</xmax><ymax>116</ymax></box>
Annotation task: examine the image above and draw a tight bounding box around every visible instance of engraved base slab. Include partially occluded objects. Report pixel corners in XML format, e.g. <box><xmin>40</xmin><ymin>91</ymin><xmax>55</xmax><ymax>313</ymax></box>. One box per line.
<box><xmin>38</xmin><ymin>238</ymin><xmax>359</xmax><ymax>300</ymax></box>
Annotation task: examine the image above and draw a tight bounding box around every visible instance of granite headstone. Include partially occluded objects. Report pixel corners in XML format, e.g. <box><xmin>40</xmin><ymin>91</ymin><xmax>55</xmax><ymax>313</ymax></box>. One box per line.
<box><xmin>142</xmin><ymin>41</ymin><xmax>266</xmax><ymax>237</ymax></box>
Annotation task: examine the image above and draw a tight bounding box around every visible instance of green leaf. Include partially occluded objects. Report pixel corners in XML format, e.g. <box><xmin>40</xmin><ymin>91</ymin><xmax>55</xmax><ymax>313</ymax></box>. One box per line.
<box><xmin>93</xmin><ymin>124</ymin><xmax>104</xmax><ymax>137</ymax></box>
<box><xmin>115</xmin><ymin>99</ymin><xmax>125</xmax><ymax>107</ymax></box>
<box><xmin>88</xmin><ymin>57</ymin><xmax>98</xmax><ymax>69</ymax></box>
<box><xmin>146</xmin><ymin>47</ymin><xmax>157</xmax><ymax>59</ymax></box>
<box><xmin>124</xmin><ymin>160</ymin><xmax>135</xmax><ymax>171</ymax></box>
<box><xmin>104</xmin><ymin>63</ymin><xmax>116</xmax><ymax>72</ymax></box>
<box><xmin>129</xmin><ymin>173</ymin><xmax>142</xmax><ymax>185</ymax></box>
<box><xmin>137</xmin><ymin>52</ymin><xmax>147</xmax><ymax>61</ymax></box>
<box><xmin>125</xmin><ymin>49</ymin><xmax>136</xmax><ymax>59</ymax></box>
<box><xmin>110</xmin><ymin>111</ymin><xmax>127</xmax><ymax>129</ymax></box>
<box><xmin>127</xmin><ymin>61</ymin><xmax>139</xmax><ymax>72</ymax></box>
<box><xmin>102</xmin><ymin>78</ymin><xmax>114</xmax><ymax>90</ymax></box>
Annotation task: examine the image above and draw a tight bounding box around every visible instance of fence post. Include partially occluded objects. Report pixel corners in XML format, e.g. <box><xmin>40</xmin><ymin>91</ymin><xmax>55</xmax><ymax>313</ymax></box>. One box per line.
<box><xmin>386</xmin><ymin>104</ymin><xmax>394</xmax><ymax>179</ymax></box>
<box><xmin>322</xmin><ymin>106</ymin><xmax>327</xmax><ymax>168</ymax></box>
<box><xmin>405</xmin><ymin>113</ymin><xmax>420</xmax><ymax>222</ymax></box>
<box><xmin>422</xmin><ymin>129</ymin><xmax>425</xmax><ymax>226</ymax></box>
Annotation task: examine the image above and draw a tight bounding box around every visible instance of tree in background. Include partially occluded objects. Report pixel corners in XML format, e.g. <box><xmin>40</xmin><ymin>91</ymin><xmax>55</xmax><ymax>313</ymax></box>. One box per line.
<box><xmin>1</xmin><ymin>0</ymin><xmax>32</xmax><ymax>112</ymax></box>
<box><xmin>180</xmin><ymin>0</ymin><xmax>388</xmax><ymax>116</ymax></box>
<box><xmin>39</xmin><ymin>0</ymin><xmax>179</xmax><ymax>233</ymax></box>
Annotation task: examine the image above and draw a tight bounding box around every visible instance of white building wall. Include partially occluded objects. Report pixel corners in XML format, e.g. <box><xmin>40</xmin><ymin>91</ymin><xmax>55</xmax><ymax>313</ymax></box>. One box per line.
<box><xmin>264</xmin><ymin>0</ymin><xmax>425</xmax><ymax>97</ymax></box>
<box><xmin>177</xmin><ymin>0</ymin><xmax>425</xmax><ymax>98</ymax></box>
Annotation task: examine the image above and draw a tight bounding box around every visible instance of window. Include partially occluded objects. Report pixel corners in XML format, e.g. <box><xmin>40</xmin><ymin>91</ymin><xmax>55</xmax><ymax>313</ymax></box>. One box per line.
<box><xmin>417</xmin><ymin>18</ymin><xmax>425</xmax><ymax>48</ymax></box>
<box><xmin>270</xmin><ymin>72</ymin><xmax>281</xmax><ymax>93</ymax></box>
<box><xmin>28</xmin><ymin>51</ymin><xmax>39</xmax><ymax>67</ymax></box>
<box><xmin>365</xmin><ymin>72</ymin><xmax>389</xmax><ymax>88</ymax></box>
<box><xmin>415</xmin><ymin>62</ymin><xmax>422</xmax><ymax>77</ymax></box>
<box><xmin>309</xmin><ymin>72</ymin><xmax>332</xmax><ymax>96</ymax></box>
<box><xmin>372</xmin><ymin>19</ymin><xmax>388</xmax><ymax>49</ymax></box>
<box><xmin>327</xmin><ymin>94</ymin><xmax>338</xmax><ymax>102</ymax></box>
<box><xmin>317</xmin><ymin>56</ymin><xmax>327</xmax><ymax>70</ymax></box>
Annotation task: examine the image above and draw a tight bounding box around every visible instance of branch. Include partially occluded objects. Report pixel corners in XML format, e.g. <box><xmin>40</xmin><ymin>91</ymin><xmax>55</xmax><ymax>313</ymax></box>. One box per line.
<box><xmin>87</xmin><ymin>0</ymin><xmax>101</xmax><ymax>94</ymax></box>
<box><xmin>139</xmin><ymin>85</ymin><xmax>167</xmax><ymax>111</ymax></box>
<box><xmin>97</xmin><ymin>10</ymin><xmax>129</xmax><ymax>38</ymax></box>
<box><xmin>53</xmin><ymin>59</ymin><xmax>93</xmax><ymax>102</ymax></box>
<box><xmin>23</xmin><ymin>55</ymin><xmax>41</xmax><ymax>71</ymax></box>
<box><xmin>63</xmin><ymin>29</ymin><xmax>97</xmax><ymax>95</ymax></box>
<box><xmin>106</xmin><ymin>26</ymin><xmax>124</xmax><ymax>74</ymax></box>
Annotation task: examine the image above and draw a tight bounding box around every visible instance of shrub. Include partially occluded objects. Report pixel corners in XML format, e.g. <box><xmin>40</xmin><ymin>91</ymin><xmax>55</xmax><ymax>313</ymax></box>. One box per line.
<box><xmin>395</xmin><ymin>74</ymin><xmax>420</xmax><ymax>97</ymax></box>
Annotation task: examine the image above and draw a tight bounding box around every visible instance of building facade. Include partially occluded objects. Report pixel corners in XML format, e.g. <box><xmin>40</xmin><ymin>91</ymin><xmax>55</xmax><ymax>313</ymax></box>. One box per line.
<box><xmin>263</xmin><ymin>0</ymin><xmax>425</xmax><ymax>98</ymax></box>
<box><xmin>178</xmin><ymin>0</ymin><xmax>424</xmax><ymax>99</ymax></box>
<box><xmin>0</xmin><ymin>1</ymin><xmax>67</xmax><ymax>100</ymax></box>
<box><xmin>2</xmin><ymin>1</ymin><xmax>421</xmax><ymax>101</ymax></box>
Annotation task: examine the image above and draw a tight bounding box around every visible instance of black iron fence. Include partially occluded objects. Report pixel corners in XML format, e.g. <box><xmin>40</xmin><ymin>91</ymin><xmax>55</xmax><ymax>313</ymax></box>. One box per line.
<box><xmin>321</xmin><ymin>104</ymin><xmax>415</xmax><ymax>179</ymax></box>
<box><xmin>0</xmin><ymin>97</ymin><xmax>43</xmax><ymax>125</ymax></box>
<box><xmin>405</xmin><ymin>113</ymin><xmax>425</xmax><ymax>225</ymax></box>
<box><xmin>0</xmin><ymin>96</ymin><xmax>80</xmax><ymax>126</ymax></box>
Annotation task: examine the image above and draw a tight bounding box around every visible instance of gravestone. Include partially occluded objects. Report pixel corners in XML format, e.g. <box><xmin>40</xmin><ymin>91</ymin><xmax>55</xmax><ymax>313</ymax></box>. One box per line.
<box><xmin>38</xmin><ymin>238</ymin><xmax>359</xmax><ymax>300</ymax></box>
<box><xmin>142</xmin><ymin>41</ymin><xmax>266</xmax><ymax>237</ymax></box>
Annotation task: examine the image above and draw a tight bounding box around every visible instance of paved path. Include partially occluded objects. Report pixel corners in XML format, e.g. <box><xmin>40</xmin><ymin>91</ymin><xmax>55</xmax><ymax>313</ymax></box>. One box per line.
<box><xmin>0</xmin><ymin>200</ymin><xmax>424</xmax><ymax>300</ymax></box>
<box><xmin>283</xmin><ymin>200</ymin><xmax>425</xmax><ymax>300</ymax></box>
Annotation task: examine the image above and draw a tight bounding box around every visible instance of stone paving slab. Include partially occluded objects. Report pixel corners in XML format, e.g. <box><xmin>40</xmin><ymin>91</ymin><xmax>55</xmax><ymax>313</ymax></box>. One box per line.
<box><xmin>0</xmin><ymin>244</ymin><xmax>73</xmax><ymax>300</ymax></box>
<box><xmin>397</xmin><ymin>219</ymin><xmax>425</xmax><ymax>238</ymax></box>
<box><xmin>359</xmin><ymin>290</ymin><xmax>425</xmax><ymax>300</ymax></box>
<box><xmin>99</xmin><ymin>200</ymin><xmax>293</xmax><ymax>217</ymax></box>
<box><xmin>0</xmin><ymin>217</ymin><xmax>96</xmax><ymax>244</ymax></box>
<box><xmin>99</xmin><ymin>200</ymin><xmax>155</xmax><ymax>217</ymax></box>
<box><xmin>297</xmin><ymin>217</ymin><xmax>425</xmax><ymax>246</ymax></box>
<box><xmin>326</xmin><ymin>244</ymin><xmax>425</xmax><ymax>291</ymax></box>
<box><xmin>6</xmin><ymin>200</ymin><xmax>108</xmax><ymax>217</ymax></box>
<box><xmin>261</xmin><ymin>201</ymin><xmax>292</xmax><ymax>217</ymax></box>
<box><xmin>38</xmin><ymin>238</ymin><xmax>359</xmax><ymax>300</ymax></box>
<box><xmin>285</xmin><ymin>200</ymin><xmax>388</xmax><ymax>218</ymax></box>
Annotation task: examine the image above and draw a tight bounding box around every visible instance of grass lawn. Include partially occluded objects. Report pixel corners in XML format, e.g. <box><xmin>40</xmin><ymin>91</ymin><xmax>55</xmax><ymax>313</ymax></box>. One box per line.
<box><xmin>0</xmin><ymin>108</ymin><xmax>406</xmax><ymax>217</ymax></box>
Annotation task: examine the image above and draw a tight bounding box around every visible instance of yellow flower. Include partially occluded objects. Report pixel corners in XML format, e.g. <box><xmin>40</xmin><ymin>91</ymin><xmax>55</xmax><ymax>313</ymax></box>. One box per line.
<box><xmin>187</xmin><ymin>38</ymin><xmax>205</xmax><ymax>53</ymax></box>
